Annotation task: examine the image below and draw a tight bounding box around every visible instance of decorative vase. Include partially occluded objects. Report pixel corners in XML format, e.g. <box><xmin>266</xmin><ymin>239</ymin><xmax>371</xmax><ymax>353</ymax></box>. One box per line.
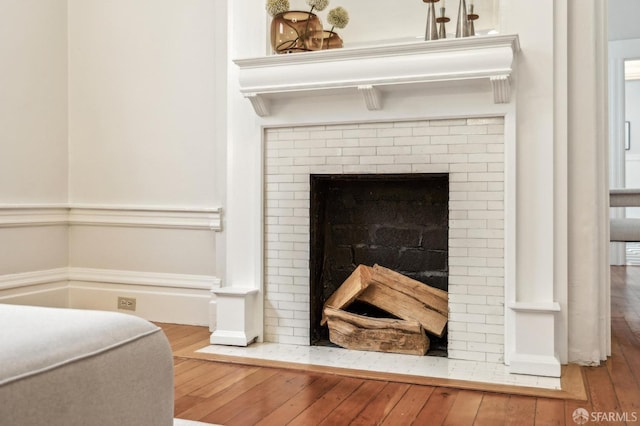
<box><xmin>322</xmin><ymin>30</ymin><xmax>343</xmax><ymax>49</ymax></box>
<box><xmin>455</xmin><ymin>0</ymin><xmax>470</xmax><ymax>38</ymax></box>
<box><xmin>424</xmin><ymin>0</ymin><xmax>439</xmax><ymax>41</ymax></box>
<box><xmin>437</xmin><ymin>7</ymin><xmax>450</xmax><ymax>39</ymax></box>
<box><xmin>270</xmin><ymin>11</ymin><xmax>324</xmax><ymax>54</ymax></box>
<box><xmin>467</xmin><ymin>4</ymin><xmax>479</xmax><ymax>36</ymax></box>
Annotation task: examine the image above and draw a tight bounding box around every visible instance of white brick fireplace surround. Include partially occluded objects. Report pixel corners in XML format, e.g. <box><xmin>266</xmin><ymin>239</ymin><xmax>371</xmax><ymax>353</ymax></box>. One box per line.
<box><xmin>213</xmin><ymin>34</ymin><xmax>564</xmax><ymax>378</ymax></box>
<box><xmin>264</xmin><ymin>118</ymin><xmax>506</xmax><ymax>363</ymax></box>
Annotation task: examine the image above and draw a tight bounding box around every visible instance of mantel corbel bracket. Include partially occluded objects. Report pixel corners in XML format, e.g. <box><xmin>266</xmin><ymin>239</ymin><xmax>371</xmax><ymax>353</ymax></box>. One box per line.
<box><xmin>358</xmin><ymin>85</ymin><xmax>382</xmax><ymax>111</ymax></box>
<box><xmin>245</xmin><ymin>93</ymin><xmax>270</xmax><ymax>117</ymax></box>
<box><xmin>490</xmin><ymin>75</ymin><xmax>512</xmax><ymax>104</ymax></box>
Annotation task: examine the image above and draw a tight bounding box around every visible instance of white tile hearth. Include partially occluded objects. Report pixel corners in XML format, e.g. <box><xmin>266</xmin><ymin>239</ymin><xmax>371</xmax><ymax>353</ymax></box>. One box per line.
<box><xmin>197</xmin><ymin>343</ymin><xmax>561</xmax><ymax>390</ymax></box>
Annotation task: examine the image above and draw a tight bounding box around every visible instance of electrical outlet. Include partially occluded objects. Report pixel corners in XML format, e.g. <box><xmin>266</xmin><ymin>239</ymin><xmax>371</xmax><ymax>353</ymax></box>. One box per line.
<box><xmin>117</xmin><ymin>296</ymin><xmax>136</xmax><ymax>311</ymax></box>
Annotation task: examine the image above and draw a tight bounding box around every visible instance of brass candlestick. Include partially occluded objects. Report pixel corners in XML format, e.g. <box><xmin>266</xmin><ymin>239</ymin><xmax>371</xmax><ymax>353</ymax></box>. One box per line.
<box><xmin>423</xmin><ymin>0</ymin><xmax>440</xmax><ymax>41</ymax></box>
<box><xmin>436</xmin><ymin>7</ymin><xmax>450</xmax><ymax>39</ymax></box>
<box><xmin>467</xmin><ymin>4</ymin><xmax>479</xmax><ymax>36</ymax></box>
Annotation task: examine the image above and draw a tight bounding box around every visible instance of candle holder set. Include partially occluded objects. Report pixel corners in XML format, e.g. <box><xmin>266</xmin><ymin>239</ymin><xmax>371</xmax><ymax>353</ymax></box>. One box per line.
<box><xmin>423</xmin><ymin>0</ymin><xmax>478</xmax><ymax>41</ymax></box>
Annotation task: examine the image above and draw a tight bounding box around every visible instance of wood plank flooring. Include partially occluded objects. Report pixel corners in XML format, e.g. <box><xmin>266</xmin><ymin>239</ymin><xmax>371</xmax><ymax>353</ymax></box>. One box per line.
<box><xmin>162</xmin><ymin>266</ymin><xmax>640</xmax><ymax>425</ymax></box>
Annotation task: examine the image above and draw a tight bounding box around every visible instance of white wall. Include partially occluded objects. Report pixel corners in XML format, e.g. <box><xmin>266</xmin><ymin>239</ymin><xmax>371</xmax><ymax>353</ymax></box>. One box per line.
<box><xmin>68</xmin><ymin>0</ymin><xmax>218</xmax><ymax>206</ymax></box>
<box><xmin>608</xmin><ymin>0</ymin><xmax>640</xmax><ymax>41</ymax></box>
<box><xmin>0</xmin><ymin>0</ymin><xmax>69</xmax><ymax>286</ymax></box>
<box><xmin>65</xmin><ymin>0</ymin><xmax>221</xmax><ymax>324</ymax></box>
<box><xmin>1</xmin><ymin>1</ymin><xmax>223</xmax><ymax>326</ymax></box>
<box><xmin>0</xmin><ymin>0</ymin><xmax>68</xmax><ymax>204</ymax></box>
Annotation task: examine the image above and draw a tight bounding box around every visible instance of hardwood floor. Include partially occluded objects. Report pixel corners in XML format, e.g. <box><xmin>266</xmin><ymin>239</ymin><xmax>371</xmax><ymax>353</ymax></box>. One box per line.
<box><xmin>162</xmin><ymin>266</ymin><xmax>640</xmax><ymax>425</ymax></box>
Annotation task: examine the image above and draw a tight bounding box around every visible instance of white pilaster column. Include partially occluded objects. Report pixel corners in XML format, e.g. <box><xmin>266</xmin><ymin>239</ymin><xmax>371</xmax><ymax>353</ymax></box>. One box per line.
<box><xmin>500</xmin><ymin>0</ymin><xmax>562</xmax><ymax>377</ymax></box>
<box><xmin>211</xmin><ymin>0</ymin><xmax>266</xmax><ymax>346</ymax></box>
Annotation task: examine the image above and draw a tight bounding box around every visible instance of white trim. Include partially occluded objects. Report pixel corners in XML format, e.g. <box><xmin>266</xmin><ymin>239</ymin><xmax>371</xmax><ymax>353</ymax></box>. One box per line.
<box><xmin>68</xmin><ymin>205</ymin><xmax>223</xmax><ymax>231</ymax></box>
<box><xmin>212</xmin><ymin>286</ymin><xmax>259</xmax><ymax>296</ymax></box>
<box><xmin>0</xmin><ymin>267</ymin><xmax>220</xmax><ymax>292</ymax></box>
<box><xmin>67</xmin><ymin>283</ymin><xmax>211</xmax><ymax>326</ymax></box>
<box><xmin>0</xmin><ymin>206</ymin><xmax>68</xmax><ymax>228</ymax></box>
<box><xmin>210</xmin><ymin>330</ymin><xmax>257</xmax><ymax>346</ymax></box>
<box><xmin>490</xmin><ymin>75</ymin><xmax>511</xmax><ymax>104</ymax></box>
<box><xmin>68</xmin><ymin>268</ymin><xmax>221</xmax><ymax>291</ymax></box>
<box><xmin>0</xmin><ymin>268</ymin><xmax>68</xmax><ymax>291</ymax></box>
<box><xmin>0</xmin><ymin>204</ymin><xmax>223</xmax><ymax>231</ymax></box>
<box><xmin>508</xmin><ymin>353</ymin><xmax>561</xmax><ymax>377</ymax></box>
<box><xmin>508</xmin><ymin>301</ymin><xmax>561</xmax><ymax>313</ymax></box>
<box><xmin>0</xmin><ymin>268</ymin><xmax>219</xmax><ymax>326</ymax></box>
<box><xmin>211</xmin><ymin>287</ymin><xmax>261</xmax><ymax>346</ymax></box>
<box><xmin>235</xmin><ymin>35</ymin><xmax>520</xmax><ymax>116</ymax></box>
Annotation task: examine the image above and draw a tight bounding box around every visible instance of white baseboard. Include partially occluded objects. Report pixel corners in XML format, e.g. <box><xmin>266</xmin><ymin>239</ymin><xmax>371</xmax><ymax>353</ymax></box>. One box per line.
<box><xmin>0</xmin><ymin>267</ymin><xmax>219</xmax><ymax>326</ymax></box>
<box><xmin>0</xmin><ymin>281</ymin><xmax>69</xmax><ymax>307</ymax></box>
<box><xmin>68</xmin><ymin>283</ymin><xmax>211</xmax><ymax>326</ymax></box>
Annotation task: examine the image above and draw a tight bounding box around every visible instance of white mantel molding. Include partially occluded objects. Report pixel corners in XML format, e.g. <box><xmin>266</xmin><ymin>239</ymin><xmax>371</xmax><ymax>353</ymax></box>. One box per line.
<box><xmin>0</xmin><ymin>205</ymin><xmax>223</xmax><ymax>231</ymax></box>
<box><xmin>235</xmin><ymin>34</ymin><xmax>520</xmax><ymax>117</ymax></box>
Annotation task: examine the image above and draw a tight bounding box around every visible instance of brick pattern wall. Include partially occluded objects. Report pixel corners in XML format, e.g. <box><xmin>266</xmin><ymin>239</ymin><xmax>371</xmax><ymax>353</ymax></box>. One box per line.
<box><xmin>264</xmin><ymin>117</ymin><xmax>505</xmax><ymax>363</ymax></box>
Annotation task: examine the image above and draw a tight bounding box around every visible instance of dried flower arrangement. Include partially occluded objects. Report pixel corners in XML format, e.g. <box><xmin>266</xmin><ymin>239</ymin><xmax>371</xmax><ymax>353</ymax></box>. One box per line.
<box><xmin>266</xmin><ymin>0</ymin><xmax>290</xmax><ymax>17</ymax></box>
<box><xmin>306</xmin><ymin>0</ymin><xmax>329</xmax><ymax>15</ymax></box>
<box><xmin>327</xmin><ymin>6</ymin><xmax>349</xmax><ymax>34</ymax></box>
<box><xmin>266</xmin><ymin>0</ymin><xmax>349</xmax><ymax>52</ymax></box>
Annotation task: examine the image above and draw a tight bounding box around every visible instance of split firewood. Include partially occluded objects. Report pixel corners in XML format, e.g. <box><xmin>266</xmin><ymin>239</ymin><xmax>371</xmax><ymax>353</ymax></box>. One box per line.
<box><xmin>320</xmin><ymin>264</ymin><xmax>373</xmax><ymax>326</ymax></box>
<box><xmin>357</xmin><ymin>281</ymin><xmax>448</xmax><ymax>337</ymax></box>
<box><xmin>324</xmin><ymin>307</ymin><xmax>430</xmax><ymax>356</ymax></box>
<box><xmin>371</xmin><ymin>264</ymin><xmax>448</xmax><ymax>316</ymax></box>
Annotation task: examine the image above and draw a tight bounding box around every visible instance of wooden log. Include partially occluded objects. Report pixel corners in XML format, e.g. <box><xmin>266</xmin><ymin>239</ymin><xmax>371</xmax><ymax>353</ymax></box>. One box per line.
<box><xmin>372</xmin><ymin>264</ymin><xmax>448</xmax><ymax>316</ymax></box>
<box><xmin>324</xmin><ymin>307</ymin><xmax>430</xmax><ymax>356</ymax></box>
<box><xmin>357</xmin><ymin>281</ymin><xmax>448</xmax><ymax>337</ymax></box>
<box><xmin>320</xmin><ymin>265</ymin><xmax>373</xmax><ymax>326</ymax></box>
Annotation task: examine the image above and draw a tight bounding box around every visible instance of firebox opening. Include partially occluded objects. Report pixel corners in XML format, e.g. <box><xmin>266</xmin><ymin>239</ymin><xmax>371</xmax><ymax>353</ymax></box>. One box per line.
<box><xmin>310</xmin><ymin>173</ymin><xmax>449</xmax><ymax>356</ymax></box>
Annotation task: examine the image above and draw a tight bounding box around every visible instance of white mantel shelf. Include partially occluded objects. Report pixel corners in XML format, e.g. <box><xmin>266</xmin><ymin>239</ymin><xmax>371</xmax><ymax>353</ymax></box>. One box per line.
<box><xmin>235</xmin><ymin>34</ymin><xmax>520</xmax><ymax>117</ymax></box>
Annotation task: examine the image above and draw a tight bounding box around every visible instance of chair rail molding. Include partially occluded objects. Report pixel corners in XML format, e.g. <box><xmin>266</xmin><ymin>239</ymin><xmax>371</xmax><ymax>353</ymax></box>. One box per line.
<box><xmin>0</xmin><ymin>205</ymin><xmax>68</xmax><ymax>227</ymax></box>
<box><xmin>235</xmin><ymin>35</ymin><xmax>520</xmax><ymax>116</ymax></box>
<box><xmin>68</xmin><ymin>268</ymin><xmax>221</xmax><ymax>291</ymax></box>
<box><xmin>0</xmin><ymin>204</ymin><xmax>223</xmax><ymax>231</ymax></box>
<box><xmin>68</xmin><ymin>205</ymin><xmax>223</xmax><ymax>231</ymax></box>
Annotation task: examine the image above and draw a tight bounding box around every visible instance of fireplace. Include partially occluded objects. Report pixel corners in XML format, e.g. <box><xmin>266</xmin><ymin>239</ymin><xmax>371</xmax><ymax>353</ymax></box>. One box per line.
<box><xmin>214</xmin><ymin>35</ymin><xmax>562</xmax><ymax>379</ymax></box>
<box><xmin>309</xmin><ymin>173</ymin><xmax>449</xmax><ymax>355</ymax></box>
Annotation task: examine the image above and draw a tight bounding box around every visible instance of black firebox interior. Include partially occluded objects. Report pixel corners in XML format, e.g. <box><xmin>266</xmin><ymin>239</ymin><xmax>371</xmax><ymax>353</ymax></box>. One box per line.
<box><xmin>310</xmin><ymin>173</ymin><xmax>449</xmax><ymax>355</ymax></box>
